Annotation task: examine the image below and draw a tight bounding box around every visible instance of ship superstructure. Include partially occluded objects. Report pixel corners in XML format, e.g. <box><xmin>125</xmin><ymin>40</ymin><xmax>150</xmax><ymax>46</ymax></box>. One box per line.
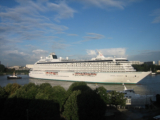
<box><xmin>29</xmin><ymin>52</ymin><xmax>151</xmax><ymax>84</ymax></box>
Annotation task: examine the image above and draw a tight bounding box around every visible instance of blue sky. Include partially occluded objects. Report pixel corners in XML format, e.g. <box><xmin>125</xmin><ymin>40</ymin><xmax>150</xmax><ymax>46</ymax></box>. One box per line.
<box><xmin>0</xmin><ymin>0</ymin><xmax>160</xmax><ymax>66</ymax></box>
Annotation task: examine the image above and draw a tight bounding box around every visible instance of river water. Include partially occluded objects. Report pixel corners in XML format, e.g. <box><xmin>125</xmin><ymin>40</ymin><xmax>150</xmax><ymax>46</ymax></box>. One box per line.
<box><xmin>0</xmin><ymin>74</ymin><xmax>160</xmax><ymax>95</ymax></box>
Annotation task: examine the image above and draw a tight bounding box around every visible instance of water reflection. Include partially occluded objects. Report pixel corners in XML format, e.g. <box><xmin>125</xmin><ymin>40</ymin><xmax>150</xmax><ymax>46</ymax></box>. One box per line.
<box><xmin>1</xmin><ymin>74</ymin><xmax>160</xmax><ymax>95</ymax></box>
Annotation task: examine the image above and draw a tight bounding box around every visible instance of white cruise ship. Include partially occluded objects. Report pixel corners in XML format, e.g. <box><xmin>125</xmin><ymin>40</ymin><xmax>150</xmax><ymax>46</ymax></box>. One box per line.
<box><xmin>29</xmin><ymin>52</ymin><xmax>151</xmax><ymax>84</ymax></box>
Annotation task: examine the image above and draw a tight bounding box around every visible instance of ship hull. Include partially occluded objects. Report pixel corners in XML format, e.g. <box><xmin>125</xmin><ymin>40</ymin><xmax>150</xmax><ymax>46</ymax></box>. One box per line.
<box><xmin>29</xmin><ymin>71</ymin><xmax>151</xmax><ymax>84</ymax></box>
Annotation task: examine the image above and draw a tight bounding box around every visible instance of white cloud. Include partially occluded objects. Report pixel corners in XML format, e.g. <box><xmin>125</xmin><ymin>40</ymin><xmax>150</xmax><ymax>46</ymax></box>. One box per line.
<box><xmin>151</xmin><ymin>8</ymin><xmax>160</xmax><ymax>23</ymax></box>
<box><xmin>4</xmin><ymin>50</ymin><xmax>26</xmax><ymax>56</ymax></box>
<box><xmin>86</xmin><ymin>48</ymin><xmax>126</xmax><ymax>57</ymax></box>
<box><xmin>0</xmin><ymin>0</ymin><xmax>70</xmax><ymax>43</ymax></box>
<box><xmin>86</xmin><ymin>50</ymin><xmax>96</xmax><ymax>55</ymax></box>
<box><xmin>128</xmin><ymin>50</ymin><xmax>160</xmax><ymax>62</ymax></box>
<box><xmin>0</xmin><ymin>0</ymin><xmax>73</xmax><ymax>66</ymax></box>
<box><xmin>71</xmin><ymin>33</ymin><xmax>105</xmax><ymax>44</ymax></box>
<box><xmin>74</xmin><ymin>0</ymin><xmax>141</xmax><ymax>9</ymax></box>
<box><xmin>32</xmin><ymin>49</ymin><xmax>48</xmax><ymax>54</ymax></box>
<box><xmin>83</xmin><ymin>33</ymin><xmax>104</xmax><ymax>41</ymax></box>
<box><xmin>47</xmin><ymin>1</ymin><xmax>76</xmax><ymax>22</ymax></box>
<box><xmin>52</xmin><ymin>41</ymin><xmax>70</xmax><ymax>50</ymax></box>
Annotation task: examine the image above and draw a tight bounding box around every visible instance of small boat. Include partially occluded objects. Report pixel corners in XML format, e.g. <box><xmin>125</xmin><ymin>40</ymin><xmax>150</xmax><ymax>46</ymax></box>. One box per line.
<box><xmin>7</xmin><ymin>72</ymin><xmax>22</xmax><ymax>79</ymax></box>
<box><xmin>151</xmin><ymin>72</ymin><xmax>156</xmax><ymax>75</ymax></box>
<box><xmin>7</xmin><ymin>76</ymin><xmax>22</xmax><ymax>79</ymax></box>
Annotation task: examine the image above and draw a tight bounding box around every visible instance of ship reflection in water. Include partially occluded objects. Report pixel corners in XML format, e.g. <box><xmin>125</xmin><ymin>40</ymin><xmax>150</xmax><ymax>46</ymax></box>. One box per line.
<box><xmin>29</xmin><ymin>74</ymin><xmax>160</xmax><ymax>96</ymax></box>
<box><xmin>0</xmin><ymin>74</ymin><xmax>159</xmax><ymax>96</ymax></box>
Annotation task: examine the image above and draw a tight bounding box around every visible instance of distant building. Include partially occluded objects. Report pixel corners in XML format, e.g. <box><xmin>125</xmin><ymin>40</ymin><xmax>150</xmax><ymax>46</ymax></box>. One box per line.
<box><xmin>17</xmin><ymin>66</ymin><xmax>30</xmax><ymax>70</ymax></box>
<box><xmin>144</xmin><ymin>61</ymin><xmax>155</xmax><ymax>66</ymax></box>
<box><xmin>8</xmin><ymin>66</ymin><xmax>20</xmax><ymax>70</ymax></box>
<box><xmin>129</xmin><ymin>61</ymin><xmax>144</xmax><ymax>65</ymax></box>
<box><xmin>158</xmin><ymin>61</ymin><xmax>160</xmax><ymax>65</ymax></box>
<box><xmin>157</xmin><ymin>70</ymin><xmax>160</xmax><ymax>73</ymax></box>
<box><xmin>26</xmin><ymin>64</ymin><xmax>33</xmax><ymax>69</ymax></box>
<box><xmin>8</xmin><ymin>66</ymin><xmax>30</xmax><ymax>70</ymax></box>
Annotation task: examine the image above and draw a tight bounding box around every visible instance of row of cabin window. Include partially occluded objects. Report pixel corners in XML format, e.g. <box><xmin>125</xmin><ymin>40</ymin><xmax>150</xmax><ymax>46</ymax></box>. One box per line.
<box><xmin>37</xmin><ymin>62</ymin><xmax>131</xmax><ymax>65</ymax></box>
<box><xmin>35</xmin><ymin>66</ymin><xmax>126</xmax><ymax>70</ymax></box>
<box><xmin>36</xmin><ymin>65</ymin><xmax>124</xmax><ymax>67</ymax></box>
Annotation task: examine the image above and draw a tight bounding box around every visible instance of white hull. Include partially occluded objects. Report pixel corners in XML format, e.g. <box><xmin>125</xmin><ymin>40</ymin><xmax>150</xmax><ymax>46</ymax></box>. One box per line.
<box><xmin>29</xmin><ymin>71</ymin><xmax>151</xmax><ymax>84</ymax></box>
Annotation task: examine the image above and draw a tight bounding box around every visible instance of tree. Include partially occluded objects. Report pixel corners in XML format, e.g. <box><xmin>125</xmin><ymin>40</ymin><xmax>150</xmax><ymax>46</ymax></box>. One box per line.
<box><xmin>95</xmin><ymin>86</ymin><xmax>110</xmax><ymax>104</ymax></box>
<box><xmin>0</xmin><ymin>64</ymin><xmax>5</xmax><ymax>73</ymax></box>
<box><xmin>63</xmin><ymin>82</ymin><xmax>106</xmax><ymax>120</ymax></box>
<box><xmin>0</xmin><ymin>86</ymin><xmax>7</xmax><ymax>98</ymax></box>
<box><xmin>52</xmin><ymin>86</ymin><xmax>66</xmax><ymax>110</ymax></box>
<box><xmin>15</xmin><ymin>83</ymin><xmax>38</xmax><ymax>99</ymax></box>
<box><xmin>63</xmin><ymin>90</ymin><xmax>81</xmax><ymax>120</ymax></box>
<box><xmin>35</xmin><ymin>92</ymin><xmax>49</xmax><ymax>100</ymax></box>
<box><xmin>110</xmin><ymin>91</ymin><xmax>126</xmax><ymax>108</ymax></box>
<box><xmin>5</xmin><ymin>83</ymin><xmax>21</xmax><ymax>96</ymax></box>
<box><xmin>2</xmin><ymin>83</ymin><xmax>61</xmax><ymax>120</ymax></box>
<box><xmin>39</xmin><ymin>83</ymin><xmax>52</xmax><ymax>91</ymax></box>
<box><xmin>66</xmin><ymin>82</ymin><xmax>91</xmax><ymax>99</ymax></box>
<box><xmin>77</xmin><ymin>89</ymin><xmax>106</xmax><ymax>120</ymax></box>
<box><xmin>0</xmin><ymin>86</ymin><xmax>8</xmax><ymax>115</ymax></box>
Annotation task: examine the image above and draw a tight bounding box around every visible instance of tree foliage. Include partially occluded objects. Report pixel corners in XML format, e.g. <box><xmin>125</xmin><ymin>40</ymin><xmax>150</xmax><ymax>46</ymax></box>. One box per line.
<box><xmin>15</xmin><ymin>83</ymin><xmax>38</xmax><ymax>99</ymax></box>
<box><xmin>96</xmin><ymin>86</ymin><xmax>110</xmax><ymax>104</ymax></box>
<box><xmin>1</xmin><ymin>83</ymin><xmax>61</xmax><ymax>120</ymax></box>
<box><xmin>0</xmin><ymin>82</ymin><xmax>112</xmax><ymax>120</ymax></box>
<box><xmin>132</xmin><ymin>64</ymin><xmax>160</xmax><ymax>72</ymax></box>
<box><xmin>66</xmin><ymin>82</ymin><xmax>91</xmax><ymax>99</ymax></box>
<box><xmin>52</xmin><ymin>86</ymin><xmax>66</xmax><ymax>110</ymax></box>
<box><xmin>110</xmin><ymin>91</ymin><xmax>126</xmax><ymax>107</ymax></box>
<box><xmin>5</xmin><ymin>83</ymin><xmax>21</xmax><ymax>96</ymax></box>
<box><xmin>77</xmin><ymin>89</ymin><xmax>106</xmax><ymax>120</ymax></box>
<box><xmin>63</xmin><ymin>82</ymin><xmax>106</xmax><ymax>120</ymax></box>
<box><xmin>0</xmin><ymin>64</ymin><xmax>5</xmax><ymax>72</ymax></box>
<box><xmin>63</xmin><ymin>90</ymin><xmax>81</xmax><ymax>120</ymax></box>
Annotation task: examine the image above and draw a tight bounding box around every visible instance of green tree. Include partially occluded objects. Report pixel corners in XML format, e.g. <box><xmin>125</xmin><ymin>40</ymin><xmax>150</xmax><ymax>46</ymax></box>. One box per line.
<box><xmin>0</xmin><ymin>86</ymin><xmax>8</xmax><ymax>115</ymax></box>
<box><xmin>63</xmin><ymin>90</ymin><xmax>81</xmax><ymax>120</ymax></box>
<box><xmin>52</xmin><ymin>86</ymin><xmax>66</xmax><ymax>110</ymax></box>
<box><xmin>15</xmin><ymin>83</ymin><xmax>38</xmax><ymax>99</ymax></box>
<box><xmin>35</xmin><ymin>92</ymin><xmax>49</xmax><ymax>100</ymax></box>
<box><xmin>4</xmin><ymin>83</ymin><xmax>12</xmax><ymax>95</ymax></box>
<box><xmin>5</xmin><ymin>83</ymin><xmax>21</xmax><ymax>96</ymax></box>
<box><xmin>2</xmin><ymin>83</ymin><xmax>61</xmax><ymax>120</ymax></box>
<box><xmin>77</xmin><ymin>89</ymin><xmax>106</xmax><ymax>120</ymax></box>
<box><xmin>0</xmin><ymin>86</ymin><xmax>7</xmax><ymax>98</ymax></box>
<box><xmin>0</xmin><ymin>64</ymin><xmax>5</xmax><ymax>73</ymax></box>
<box><xmin>110</xmin><ymin>91</ymin><xmax>126</xmax><ymax>107</ymax></box>
<box><xmin>39</xmin><ymin>83</ymin><xmax>52</xmax><ymax>91</ymax></box>
<box><xmin>63</xmin><ymin>82</ymin><xmax>106</xmax><ymax>120</ymax></box>
<box><xmin>66</xmin><ymin>82</ymin><xmax>91</xmax><ymax>99</ymax></box>
<box><xmin>96</xmin><ymin>86</ymin><xmax>109</xmax><ymax>104</ymax></box>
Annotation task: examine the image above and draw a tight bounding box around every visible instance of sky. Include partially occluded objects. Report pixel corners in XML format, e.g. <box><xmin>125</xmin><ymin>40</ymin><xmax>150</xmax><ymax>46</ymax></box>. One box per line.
<box><xmin>0</xmin><ymin>0</ymin><xmax>160</xmax><ymax>66</ymax></box>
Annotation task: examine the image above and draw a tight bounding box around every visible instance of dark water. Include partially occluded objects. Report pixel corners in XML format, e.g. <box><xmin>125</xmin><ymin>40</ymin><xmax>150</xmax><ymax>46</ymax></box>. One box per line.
<box><xmin>0</xmin><ymin>74</ymin><xmax>160</xmax><ymax>95</ymax></box>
